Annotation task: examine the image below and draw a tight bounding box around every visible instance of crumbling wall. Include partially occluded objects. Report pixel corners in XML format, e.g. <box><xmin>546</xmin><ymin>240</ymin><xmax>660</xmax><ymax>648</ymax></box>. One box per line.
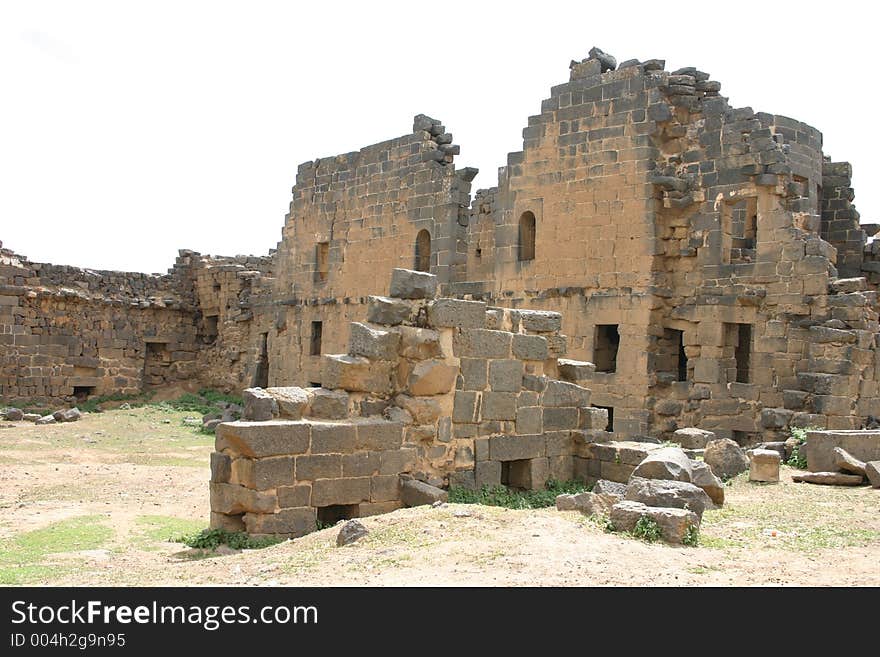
<box><xmin>821</xmin><ymin>161</ymin><xmax>863</xmax><ymax>278</ymax></box>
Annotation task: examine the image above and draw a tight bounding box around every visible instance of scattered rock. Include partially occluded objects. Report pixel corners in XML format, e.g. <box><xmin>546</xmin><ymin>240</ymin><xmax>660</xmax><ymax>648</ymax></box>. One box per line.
<box><xmin>242</xmin><ymin>388</ymin><xmax>279</xmax><ymax>421</ymax></box>
<box><xmin>833</xmin><ymin>446</ymin><xmax>867</xmax><ymax>477</ymax></box>
<box><xmin>22</xmin><ymin>413</ymin><xmax>41</xmax><ymax>422</ymax></box>
<box><xmin>624</xmin><ymin>477</ymin><xmax>714</xmax><ymax>519</ymax></box>
<box><xmin>265</xmin><ymin>387</ymin><xmax>311</xmax><ymax>420</ymax></box>
<box><xmin>588</xmin><ymin>46</ymin><xmax>617</xmax><ymax>72</ymax></box>
<box><xmin>792</xmin><ymin>472</ymin><xmax>866</xmax><ymax>486</ymax></box>
<box><xmin>52</xmin><ymin>407</ymin><xmax>82</xmax><ymax>423</ymax></box>
<box><xmin>866</xmin><ymin>461</ymin><xmax>880</xmax><ymax>488</ymax></box>
<box><xmin>749</xmin><ymin>449</ymin><xmax>781</xmax><ymax>483</ymax></box>
<box><xmin>592</xmin><ymin>479</ymin><xmax>626</xmax><ymax>499</ymax></box>
<box><xmin>389</xmin><ymin>268</ymin><xmax>438</xmax><ymax>300</ymax></box>
<box><xmin>610</xmin><ymin>501</ymin><xmax>700</xmax><ymax>544</ymax></box>
<box><xmin>671</xmin><ymin>427</ymin><xmax>715</xmax><ymax>449</ymax></box>
<box><xmin>555</xmin><ymin>492</ymin><xmax>617</xmax><ymax>516</ymax></box>
<box><xmin>2</xmin><ymin>408</ymin><xmax>23</xmax><ymax>421</ymax></box>
<box><xmin>691</xmin><ymin>461</ymin><xmax>725</xmax><ymax>506</ymax></box>
<box><xmin>783</xmin><ymin>436</ymin><xmax>800</xmax><ymax>461</ymax></box>
<box><xmin>631</xmin><ymin>446</ymin><xmax>693</xmax><ymax>482</ymax></box>
<box><xmin>703</xmin><ymin>438</ymin><xmax>749</xmax><ymax>480</ymax></box>
<box><xmin>119</xmin><ymin>403</ymin><xmax>132</xmax><ymax>410</ymax></box>
<box><xmin>202</xmin><ymin>418</ymin><xmax>222</xmax><ymax>432</ymax></box>
<box><xmin>308</xmin><ymin>388</ymin><xmax>349</xmax><ymax>420</ymax></box>
<box><xmin>401</xmin><ymin>479</ymin><xmax>448</xmax><ymax>507</ymax></box>
<box><xmin>336</xmin><ymin>520</ymin><xmax>369</xmax><ymax>547</ymax></box>
<box><xmin>755</xmin><ymin>441</ymin><xmax>787</xmax><ymax>460</ymax></box>
<box><xmin>35</xmin><ymin>415</ymin><xmax>56</xmax><ymax>425</ymax></box>
<box><xmin>453</xmin><ymin>509</ymin><xmax>472</xmax><ymax>518</ymax></box>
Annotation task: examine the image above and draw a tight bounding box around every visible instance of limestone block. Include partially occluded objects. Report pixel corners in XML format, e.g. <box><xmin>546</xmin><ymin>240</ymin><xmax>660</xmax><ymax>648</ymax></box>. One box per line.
<box><xmin>517</xmin><ymin>309</ymin><xmax>562</xmax><ymax>332</ymax></box>
<box><xmin>407</xmin><ymin>359</ymin><xmax>457</xmax><ymax>396</ymax></box>
<box><xmin>397</xmin><ymin>326</ymin><xmax>442</xmax><ymax>359</ymax></box>
<box><xmin>557</xmin><ymin>359</ymin><xmax>596</xmax><ymax>381</ymax></box>
<box><xmin>265</xmin><ymin>387</ymin><xmax>311</xmax><ymax>420</ymax></box>
<box><xmin>394</xmin><ymin>394</ymin><xmax>441</xmax><ymax>424</ymax></box>
<box><xmin>367</xmin><ymin>295</ymin><xmax>414</xmax><ymax>326</ymax></box>
<box><xmin>389</xmin><ymin>268</ymin><xmax>438</xmax><ymax>299</ymax></box>
<box><xmin>748</xmin><ymin>449</ymin><xmax>781</xmax><ymax>483</ymax></box>
<box><xmin>631</xmin><ymin>446</ymin><xmax>693</xmax><ymax>482</ymax></box>
<box><xmin>323</xmin><ymin>354</ymin><xmax>393</xmax><ymax>394</ymax></box>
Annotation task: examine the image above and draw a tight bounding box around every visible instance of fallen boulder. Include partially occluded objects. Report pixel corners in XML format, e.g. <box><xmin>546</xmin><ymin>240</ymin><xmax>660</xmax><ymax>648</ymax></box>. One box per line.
<box><xmin>35</xmin><ymin>415</ymin><xmax>56</xmax><ymax>425</ymax></box>
<box><xmin>624</xmin><ymin>477</ymin><xmax>713</xmax><ymax>519</ymax></box>
<box><xmin>401</xmin><ymin>479</ymin><xmax>447</xmax><ymax>507</ymax></box>
<box><xmin>2</xmin><ymin>408</ymin><xmax>23</xmax><ymax>421</ymax></box>
<box><xmin>792</xmin><ymin>472</ymin><xmax>865</xmax><ymax>486</ymax></box>
<box><xmin>672</xmin><ymin>427</ymin><xmax>715</xmax><ymax>449</ymax></box>
<box><xmin>555</xmin><ymin>492</ymin><xmax>618</xmax><ymax>516</ymax></box>
<box><xmin>336</xmin><ymin>519</ymin><xmax>369</xmax><ymax>547</ymax></box>
<box><xmin>631</xmin><ymin>446</ymin><xmax>693</xmax><ymax>482</ymax></box>
<box><xmin>610</xmin><ymin>501</ymin><xmax>699</xmax><ymax>544</ymax></box>
<box><xmin>833</xmin><ymin>446</ymin><xmax>867</xmax><ymax>477</ymax></box>
<box><xmin>866</xmin><ymin>461</ymin><xmax>880</xmax><ymax>488</ymax></box>
<box><xmin>691</xmin><ymin>461</ymin><xmax>725</xmax><ymax>506</ymax></box>
<box><xmin>592</xmin><ymin>479</ymin><xmax>626</xmax><ymax>499</ymax></box>
<box><xmin>703</xmin><ymin>438</ymin><xmax>749</xmax><ymax>480</ymax></box>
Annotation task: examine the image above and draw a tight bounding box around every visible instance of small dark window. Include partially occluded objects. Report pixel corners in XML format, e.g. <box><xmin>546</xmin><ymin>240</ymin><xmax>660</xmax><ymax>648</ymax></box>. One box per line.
<box><xmin>317</xmin><ymin>504</ymin><xmax>359</xmax><ymax>525</ymax></box>
<box><xmin>213</xmin><ymin>283</ymin><xmax>221</xmax><ymax>292</ymax></box>
<box><xmin>73</xmin><ymin>386</ymin><xmax>95</xmax><ymax>401</ymax></box>
<box><xmin>677</xmin><ymin>331</ymin><xmax>687</xmax><ymax>382</ymax></box>
<box><xmin>594</xmin><ymin>325</ymin><xmax>620</xmax><ymax>373</ymax></box>
<box><xmin>518</xmin><ymin>211</ymin><xmax>536</xmax><ymax>261</ymax></box>
<box><xmin>310</xmin><ymin>321</ymin><xmax>323</xmax><ymax>356</ymax></box>
<box><xmin>475</xmin><ymin>248</ymin><xmax>482</xmax><ymax>258</ymax></box>
<box><xmin>415</xmin><ymin>229</ymin><xmax>431</xmax><ymax>272</ymax></box>
<box><xmin>594</xmin><ymin>405</ymin><xmax>614</xmax><ymax>431</ymax></box>
<box><xmin>734</xmin><ymin>323</ymin><xmax>751</xmax><ymax>383</ymax></box>
<box><xmin>316</xmin><ymin>242</ymin><xmax>329</xmax><ymax>282</ymax></box>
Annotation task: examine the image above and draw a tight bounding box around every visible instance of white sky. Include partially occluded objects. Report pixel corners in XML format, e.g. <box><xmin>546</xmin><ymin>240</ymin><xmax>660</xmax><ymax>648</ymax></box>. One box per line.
<box><xmin>1</xmin><ymin>1</ymin><xmax>876</xmax><ymax>273</ymax></box>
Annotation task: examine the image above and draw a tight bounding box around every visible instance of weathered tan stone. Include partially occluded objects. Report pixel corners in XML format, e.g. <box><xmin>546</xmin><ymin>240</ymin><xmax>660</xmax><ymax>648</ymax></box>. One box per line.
<box><xmin>749</xmin><ymin>449</ymin><xmax>781</xmax><ymax>483</ymax></box>
<box><xmin>406</xmin><ymin>359</ymin><xmax>457</xmax><ymax>396</ymax></box>
<box><xmin>322</xmin><ymin>354</ymin><xmax>393</xmax><ymax>394</ymax></box>
<box><xmin>610</xmin><ymin>500</ymin><xmax>700</xmax><ymax>544</ymax></box>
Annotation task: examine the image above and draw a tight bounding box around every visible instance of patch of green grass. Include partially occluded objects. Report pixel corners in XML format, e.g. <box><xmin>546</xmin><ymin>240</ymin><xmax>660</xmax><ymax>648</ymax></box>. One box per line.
<box><xmin>784</xmin><ymin>426</ymin><xmax>815</xmax><ymax>470</ymax></box>
<box><xmin>448</xmin><ymin>480</ymin><xmax>590</xmax><ymax>510</ymax></box>
<box><xmin>683</xmin><ymin>524</ymin><xmax>700</xmax><ymax>547</ymax></box>
<box><xmin>0</xmin><ymin>515</ymin><xmax>113</xmax><ymax>585</ymax></box>
<box><xmin>78</xmin><ymin>391</ymin><xmax>154</xmax><ymax>413</ymax></box>
<box><xmin>134</xmin><ymin>515</ymin><xmax>204</xmax><ymax>550</ymax></box>
<box><xmin>175</xmin><ymin>528</ymin><xmax>284</xmax><ymax>551</ymax></box>
<box><xmin>198</xmin><ymin>389</ymin><xmax>242</xmax><ymax>407</ymax></box>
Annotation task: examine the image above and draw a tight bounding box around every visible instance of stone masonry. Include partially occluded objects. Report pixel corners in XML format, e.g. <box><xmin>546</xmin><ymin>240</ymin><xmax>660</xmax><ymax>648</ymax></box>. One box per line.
<box><xmin>3</xmin><ymin>46</ymin><xmax>880</xmax><ymax>451</ymax></box>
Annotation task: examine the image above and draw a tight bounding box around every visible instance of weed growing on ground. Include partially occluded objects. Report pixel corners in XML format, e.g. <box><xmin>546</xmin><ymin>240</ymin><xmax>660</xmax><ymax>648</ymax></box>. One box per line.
<box><xmin>631</xmin><ymin>516</ymin><xmax>662</xmax><ymax>542</ymax></box>
<box><xmin>176</xmin><ymin>528</ymin><xmax>284</xmax><ymax>551</ymax></box>
<box><xmin>683</xmin><ymin>524</ymin><xmax>700</xmax><ymax>547</ymax></box>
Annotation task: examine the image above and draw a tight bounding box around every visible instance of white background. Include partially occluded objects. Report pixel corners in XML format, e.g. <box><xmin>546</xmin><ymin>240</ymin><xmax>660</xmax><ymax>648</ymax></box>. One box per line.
<box><xmin>1</xmin><ymin>1</ymin><xmax>875</xmax><ymax>272</ymax></box>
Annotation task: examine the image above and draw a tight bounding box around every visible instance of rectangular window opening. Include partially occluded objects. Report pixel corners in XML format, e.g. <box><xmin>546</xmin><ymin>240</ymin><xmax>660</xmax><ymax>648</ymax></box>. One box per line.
<box><xmin>725</xmin><ymin>323</ymin><xmax>752</xmax><ymax>384</ymax></box>
<box><xmin>594</xmin><ymin>405</ymin><xmax>614</xmax><ymax>432</ymax></box>
<box><xmin>594</xmin><ymin>325</ymin><xmax>620</xmax><ymax>373</ymax></box>
<box><xmin>253</xmin><ymin>332</ymin><xmax>269</xmax><ymax>388</ymax></box>
<box><xmin>310</xmin><ymin>320</ymin><xmax>323</xmax><ymax>356</ymax></box>
<box><xmin>73</xmin><ymin>386</ymin><xmax>95</xmax><ymax>401</ymax></box>
<box><xmin>722</xmin><ymin>197</ymin><xmax>758</xmax><ymax>264</ymax></box>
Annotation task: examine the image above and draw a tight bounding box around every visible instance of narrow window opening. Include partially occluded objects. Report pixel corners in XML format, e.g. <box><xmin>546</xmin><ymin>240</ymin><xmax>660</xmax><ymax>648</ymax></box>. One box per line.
<box><xmin>734</xmin><ymin>323</ymin><xmax>751</xmax><ymax>383</ymax></box>
<box><xmin>594</xmin><ymin>325</ymin><xmax>620</xmax><ymax>373</ymax></box>
<box><xmin>677</xmin><ymin>331</ymin><xmax>688</xmax><ymax>382</ymax></box>
<box><xmin>315</xmin><ymin>242</ymin><xmax>330</xmax><ymax>282</ymax></box>
<box><xmin>518</xmin><ymin>211</ymin><xmax>536</xmax><ymax>261</ymax></box>
<box><xmin>594</xmin><ymin>405</ymin><xmax>614</xmax><ymax>431</ymax></box>
<box><xmin>414</xmin><ymin>229</ymin><xmax>431</xmax><ymax>272</ymax></box>
<box><xmin>722</xmin><ymin>197</ymin><xmax>758</xmax><ymax>264</ymax></box>
<box><xmin>73</xmin><ymin>386</ymin><xmax>95</xmax><ymax>401</ymax></box>
<box><xmin>253</xmin><ymin>332</ymin><xmax>269</xmax><ymax>388</ymax></box>
<box><xmin>310</xmin><ymin>320</ymin><xmax>323</xmax><ymax>356</ymax></box>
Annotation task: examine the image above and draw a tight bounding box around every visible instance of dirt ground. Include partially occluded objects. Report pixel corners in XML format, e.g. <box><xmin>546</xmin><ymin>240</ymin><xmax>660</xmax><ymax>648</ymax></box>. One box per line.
<box><xmin>1</xmin><ymin>406</ymin><xmax>878</xmax><ymax>586</ymax></box>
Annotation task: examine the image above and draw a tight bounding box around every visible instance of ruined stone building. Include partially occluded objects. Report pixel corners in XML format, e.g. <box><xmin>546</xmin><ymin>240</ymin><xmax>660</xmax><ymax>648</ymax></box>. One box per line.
<box><xmin>3</xmin><ymin>47</ymin><xmax>878</xmax><ymax>449</ymax></box>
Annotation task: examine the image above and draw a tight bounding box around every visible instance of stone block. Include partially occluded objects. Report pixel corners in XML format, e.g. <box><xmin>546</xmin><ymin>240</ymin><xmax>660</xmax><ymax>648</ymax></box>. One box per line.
<box><xmin>210</xmin><ymin>452</ymin><xmax>231</xmax><ymax>483</ymax></box>
<box><xmin>252</xmin><ymin>456</ymin><xmax>295</xmax><ymax>490</ymax></box>
<box><xmin>475</xmin><ymin>437</ymin><xmax>489</xmax><ymax>461</ymax></box>
<box><xmin>671</xmin><ymin>427</ymin><xmax>714</xmax><ymax>449</ymax></box>
<box><xmin>805</xmin><ymin>430</ymin><xmax>880</xmax><ymax>473</ymax></box>
<box><xmin>243</xmin><ymin>507</ymin><xmax>316</xmax><ymax>537</ymax></box>
<box><xmin>625</xmin><ymin>477</ymin><xmax>713</xmax><ymax>518</ymax></box>
<box><xmin>792</xmin><ymin>472</ymin><xmax>865</xmax><ymax>486</ymax></box>
<box><xmin>378</xmin><ymin>448</ymin><xmax>417</xmax><ymax>475</ymax></box>
<box><xmin>459</xmin><ymin>358</ymin><xmax>489</xmax><ymax>391</ymax></box>
<box><xmin>358</xmin><ymin>501</ymin><xmax>405</xmax><ymax>517</ymax></box>
<box><xmin>556</xmin><ymin>491</ymin><xmax>617</xmax><ymax>515</ymax></box>
<box><xmin>541</xmin><ymin>380</ymin><xmax>591</xmax><ymax>407</ymax></box>
<box><xmin>549</xmin><ymin>455</ymin><xmax>574</xmax><ymax>480</ymax></box>
<box><xmin>610</xmin><ymin>501</ymin><xmax>700</xmax><ymax>544</ymax></box>
<box><xmin>356</xmin><ymin>420</ymin><xmax>404</xmax><ymax>451</ymax></box>
<box><xmin>277</xmin><ymin>485</ymin><xmax>311</xmax><ymax>508</ymax></box>
<box><xmin>296</xmin><ymin>454</ymin><xmax>342</xmax><ymax>481</ymax></box>
<box><xmin>389</xmin><ymin>268</ymin><xmax>438</xmax><ymax>299</ymax></box>
<box><xmin>401</xmin><ymin>479</ymin><xmax>448</xmax><ymax>506</ymax></box>
<box><xmin>516</xmin><ymin>406</ymin><xmax>543</xmax><ymax>435</ymax></box>
<box><xmin>488</xmin><ymin>359</ymin><xmax>523</xmax><ymax>392</ymax></box>
<box><xmin>370</xmin><ymin>475</ymin><xmax>401</xmax><ymax>502</ymax></box>
<box><xmin>450</xmin><ymin>469</ymin><xmax>477</xmax><ymax>490</ymax></box>
<box><xmin>242</xmin><ymin>388</ymin><xmax>278</xmax><ymax>421</ymax></box>
<box><xmin>517</xmin><ymin>309</ymin><xmax>562</xmax><ymax>332</ymax></box>
<box><xmin>210</xmin><ymin>482</ymin><xmax>276</xmax><ymax>515</ymax></box>
<box><xmin>512</xmin><ymin>334</ymin><xmax>549</xmax><ymax>360</ymax></box>
<box><xmin>397</xmin><ymin>326</ymin><xmax>442</xmax><ymax>359</ymax></box>
<box><xmin>489</xmin><ymin>434</ymin><xmax>545</xmax><ymax>461</ymax></box>
<box><xmin>453</xmin><ymin>390</ymin><xmax>481</xmax><ymax>422</ymax></box>
<box><xmin>453</xmin><ymin>329</ymin><xmax>512</xmax><ymax>359</ymax></box>
<box><xmin>691</xmin><ymin>461</ymin><xmax>725</xmax><ymax>506</ymax></box>
<box><xmin>210</xmin><ymin>512</ymin><xmax>246</xmax><ymax>532</ymax></box>
<box><xmin>216</xmin><ymin>421</ymin><xmax>310</xmax><ymax>458</ymax></box>
<box><xmin>310</xmin><ymin>422</ymin><xmax>356</xmax><ymax>454</ymax></box>
<box><xmin>394</xmin><ymin>394</ymin><xmax>441</xmax><ymax>424</ymax></box>
<box><xmin>579</xmin><ymin>407</ymin><xmax>609</xmax><ymax>430</ymax></box>
<box><xmin>748</xmin><ymin>449</ymin><xmax>781</xmax><ymax>483</ymax></box>
<box><xmin>544</xmin><ymin>407</ymin><xmax>579</xmax><ymax>430</ymax></box>
<box><xmin>427</xmin><ymin>298</ymin><xmax>487</xmax><ymax>328</ymax></box>
<box><xmin>507</xmin><ymin>457</ymin><xmax>549</xmax><ymax>490</ymax></box>
<box><xmin>599</xmin><ymin>460</ymin><xmax>635</xmax><ymax>482</ymax></box>
<box><xmin>557</xmin><ymin>359</ymin><xmax>596</xmax><ymax>381</ymax></box>
<box><xmin>476</xmin><ymin>461</ymin><xmax>502</xmax><ymax>487</ymax></box>
<box><xmin>308</xmin><ymin>388</ymin><xmax>349</xmax><ymax>419</ymax></box>
<box><xmin>865</xmin><ymin>461</ymin><xmax>880</xmax><ymax>488</ymax></box>
<box><xmin>311</xmin><ymin>477</ymin><xmax>371</xmax><ymax>507</ymax></box>
<box><xmin>265</xmin><ymin>387</ymin><xmax>311</xmax><ymax>420</ymax></box>
<box><xmin>407</xmin><ymin>359</ymin><xmax>457</xmax><ymax>395</ymax></box>
<box><xmin>481</xmin><ymin>392</ymin><xmax>517</xmax><ymax>420</ymax></box>
<box><xmin>322</xmin><ymin>354</ymin><xmax>393</xmax><ymax>394</ymax></box>
<box><xmin>367</xmin><ymin>295</ymin><xmax>415</xmax><ymax>325</ymax></box>
<box><xmin>342</xmin><ymin>451</ymin><xmax>380</xmax><ymax>477</ymax></box>
<box><xmin>703</xmin><ymin>438</ymin><xmax>749</xmax><ymax>480</ymax></box>
<box><xmin>348</xmin><ymin>322</ymin><xmax>400</xmax><ymax>360</ymax></box>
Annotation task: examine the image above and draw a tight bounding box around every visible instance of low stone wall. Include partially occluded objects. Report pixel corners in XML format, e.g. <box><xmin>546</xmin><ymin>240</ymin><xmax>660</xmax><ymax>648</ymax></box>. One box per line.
<box><xmin>805</xmin><ymin>429</ymin><xmax>880</xmax><ymax>472</ymax></box>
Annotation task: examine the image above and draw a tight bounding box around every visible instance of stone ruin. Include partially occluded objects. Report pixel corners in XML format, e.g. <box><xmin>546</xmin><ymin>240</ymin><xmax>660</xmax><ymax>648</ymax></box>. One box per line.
<box><xmin>3</xmin><ymin>46</ymin><xmax>880</xmax><ymax>535</ymax></box>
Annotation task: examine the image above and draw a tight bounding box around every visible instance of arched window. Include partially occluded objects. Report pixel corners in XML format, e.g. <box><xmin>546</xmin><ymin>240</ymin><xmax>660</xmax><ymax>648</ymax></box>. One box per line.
<box><xmin>415</xmin><ymin>229</ymin><xmax>431</xmax><ymax>272</ymax></box>
<box><xmin>518</xmin><ymin>211</ymin><xmax>536</xmax><ymax>261</ymax></box>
